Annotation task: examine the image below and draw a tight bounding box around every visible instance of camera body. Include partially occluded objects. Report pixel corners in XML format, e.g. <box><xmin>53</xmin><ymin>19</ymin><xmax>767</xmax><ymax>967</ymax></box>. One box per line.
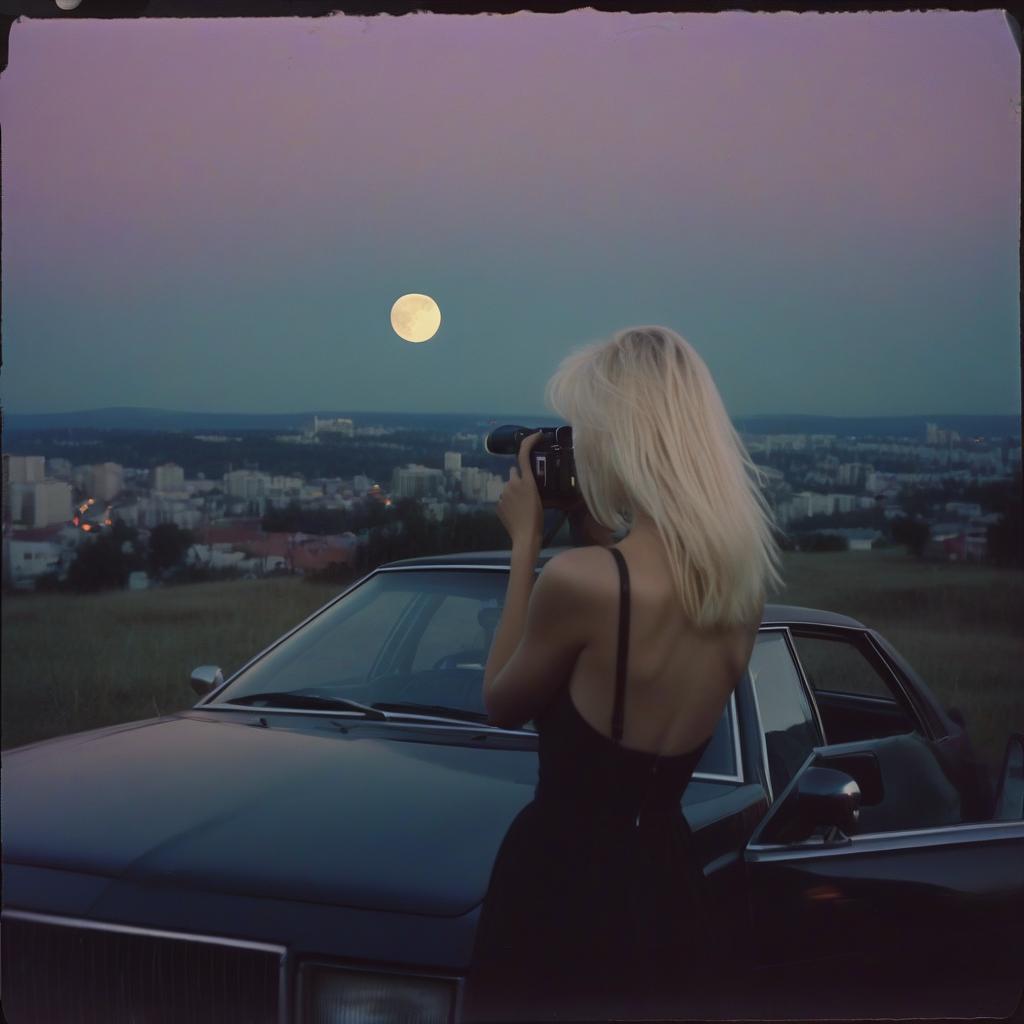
<box><xmin>484</xmin><ymin>424</ymin><xmax>581</xmax><ymax>507</ymax></box>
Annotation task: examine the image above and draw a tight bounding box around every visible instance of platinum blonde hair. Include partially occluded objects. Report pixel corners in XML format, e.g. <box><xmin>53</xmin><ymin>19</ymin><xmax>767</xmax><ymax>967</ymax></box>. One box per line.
<box><xmin>544</xmin><ymin>325</ymin><xmax>784</xmax><ymax>630</ymax></box>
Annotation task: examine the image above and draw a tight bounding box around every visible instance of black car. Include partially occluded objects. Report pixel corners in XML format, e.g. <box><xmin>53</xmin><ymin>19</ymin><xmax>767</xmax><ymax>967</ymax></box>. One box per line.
<box><xmin>3</xmin><ymin>547</ymin><xmax>1023</xmax><ymax>1023</ymax></box>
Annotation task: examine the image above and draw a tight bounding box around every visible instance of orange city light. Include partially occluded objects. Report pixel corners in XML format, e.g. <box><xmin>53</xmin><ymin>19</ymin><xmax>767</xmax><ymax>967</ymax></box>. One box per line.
<box><xmin>82</xmin><ymin>524</ymin><xmax>92</xmax><ymax>532</ymax></box>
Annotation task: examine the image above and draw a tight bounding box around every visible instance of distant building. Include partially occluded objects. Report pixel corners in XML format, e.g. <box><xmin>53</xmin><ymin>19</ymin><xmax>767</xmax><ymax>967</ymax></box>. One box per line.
<box><xmin>923</xmin><ymin>525</ymin><xmax>987</xmax><ymax>562</ymax></box>
<box><xmin>791</xmin><ymin>491</ymin><xmax>836</xmax><ymax>517</ymax></box>
<box><xmin>833</xmin><ymin>493</ymin><xmax>858</xmax><ymax>514</ymax></box>
<box><xmin>32</xmin><ymin>480</ymin><xmax>73</xmax><ymax>527</ymax></box>
<box><xmin>270</xmin><ymin>475</ymin><xmax>304</xmax><ymax>492</ymax></box>
<box><xmin>152</xmin><ymin>463</ymin><xmax>186</xmax><ymax>493</ymax></box>
<box><xmin>392</xmin><ymin>464</ymin><xmax>445</xmax><ymax>499</ymax></box>
<box><xmin>865</xmin><ymin>471</ymin><xmax>898</xmax><ymax>494</ymax></box>
<box><xmin>817</xmin><ymin>528</ymin><xmax>883</xmax><ymax>551</ymax></box>
<box><xmin>137</xmin><ymin>494</ymin><xmax>202</xmax><ymax>530</ymax></box>
<box><xmin>314</xmin><ymin>416</ymin><xmax>354</xmax><ymax>438</ymax></box>
<box><xmin>8</xmin><ymin>479</ymin><xmax>73</xmax><ymax>528</ymax></box>
<box><xmin>2</xmin><ymin>535</ymin><xmax>65</xmax><ymax>589</ymax></box>
<box><xmin>3</xmin><ymin>454</ymin><xmax>45</xmax><ymax>484</ymax></box>
<box><xmin>223</xmin><ymin>470</ymin><xmax>272</xmax><ymax>500</ymax></box>
<box><xmin>944</xmin><ymin>501</ymin><xmax>983</xmax><ymax>519</ymax></box>
<box><xmin>3</xmin><ymin>455</ymin><xmax>45</xmax><ymax>524</ymax></box>
<box><xmin>46</xmin><ymin>457</ymin><xmax>73</xmax><ymax>481</ymax></box>
<box><xmin>444</xmin><ymin>451</ymin><xmax>463</xmax><ymax>473</ymax></box>
<box><xmin>460</xmin><ymin>466</ymin><xmax>484</xmax><ymax>501</ymax></box>
<box><xmin>837</xmin><ymin>462</ymin><xmax>872</xmax><ymax>487</ymax></box>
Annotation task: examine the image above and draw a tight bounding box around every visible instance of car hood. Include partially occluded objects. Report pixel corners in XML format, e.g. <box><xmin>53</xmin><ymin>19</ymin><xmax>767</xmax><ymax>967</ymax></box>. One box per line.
<box><xmin>1</xmin><ymin>712</ymin><xmax>539</xmax><ymax>917</ymax></box>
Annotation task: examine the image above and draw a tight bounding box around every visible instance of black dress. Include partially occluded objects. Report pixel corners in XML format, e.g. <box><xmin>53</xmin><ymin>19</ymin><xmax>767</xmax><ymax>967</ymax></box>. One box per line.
<box><xmin>463</xmin><ymin>547</ymin><xmax>726</xmax><ymax>1022</ymax></box>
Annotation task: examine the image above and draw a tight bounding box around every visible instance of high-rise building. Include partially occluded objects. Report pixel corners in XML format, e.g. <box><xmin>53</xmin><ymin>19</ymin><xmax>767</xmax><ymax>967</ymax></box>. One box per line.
<box><xmin>152</xmin><ymin>463</ymin><xmax>186</xmax><ymax>493</ymax></box>
<box><xmin>223</xmin><ymin>470</ymin><xmax>272</xmax><ymax>499</ymax></box>
<box><xmin>391</xmin><ymin>464</ymin><xmax>445</xmax><ymax>499</ymax></box>
<box><xmin>4</xmin><ymin>455</ymin><xmax>46</xmax><ymax>484</ymax></box>
<box><xmin>460</xmin><ymin>466</ymin><xmax>483</xmax><ymax>501</ymax></box>
<box><xmin>46</xmin><ymin>458</ymin><xmax>73</xmax><ymax>481</ymax></box>
<box><xmin>444</xmin><ymin>452</ymin><xmax>463</xmax><ymax>473</ymax></box>
<box><xmin>12</xmin><ymin>479</ymin><xmax>74</xmax><ymax>527</ymax></box>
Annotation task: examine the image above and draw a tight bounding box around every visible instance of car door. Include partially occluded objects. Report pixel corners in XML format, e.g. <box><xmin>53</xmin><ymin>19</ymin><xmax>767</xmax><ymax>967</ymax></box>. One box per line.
<box><xmin>739</xmin><ymin>627</ymin><xmax>1024</xmax><ymax>1020</ymax></box>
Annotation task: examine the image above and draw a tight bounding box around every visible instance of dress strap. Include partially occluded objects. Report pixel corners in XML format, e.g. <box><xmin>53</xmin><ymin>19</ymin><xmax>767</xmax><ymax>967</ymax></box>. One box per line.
<box><xmin>608</xmin><ymin>546</ymin><xmax>630</xmax><ymax>744</ymax></box>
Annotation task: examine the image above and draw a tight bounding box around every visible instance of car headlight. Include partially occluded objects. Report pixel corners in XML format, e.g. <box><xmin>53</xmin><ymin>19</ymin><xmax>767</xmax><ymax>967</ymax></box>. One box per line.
<box><xmin>304</xmin><ymin>965</ymin><xmax>456</xmax><ymax>1024</ymax></box>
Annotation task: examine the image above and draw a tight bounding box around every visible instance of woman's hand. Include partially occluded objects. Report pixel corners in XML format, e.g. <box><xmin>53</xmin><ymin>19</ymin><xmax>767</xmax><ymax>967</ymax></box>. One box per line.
<box><xmin>496</xmin><ymin>430</ymin><xmax>545</xmax><ymax>549</ymax></box>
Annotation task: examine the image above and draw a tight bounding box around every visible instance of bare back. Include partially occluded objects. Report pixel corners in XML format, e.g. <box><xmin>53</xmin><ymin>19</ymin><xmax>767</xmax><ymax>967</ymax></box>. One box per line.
<box><xmin>565</xmin><ymin>539</ymin><xmax>759</xmax><ymax>757</ymax></box>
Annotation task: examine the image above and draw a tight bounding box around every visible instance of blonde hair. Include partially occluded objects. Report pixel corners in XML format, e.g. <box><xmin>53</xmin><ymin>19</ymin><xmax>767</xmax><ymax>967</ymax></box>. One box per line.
<box><xmin>544</xmin><ymin>325</ymin><xmax>783</xmax><ymax>630</ymax></box>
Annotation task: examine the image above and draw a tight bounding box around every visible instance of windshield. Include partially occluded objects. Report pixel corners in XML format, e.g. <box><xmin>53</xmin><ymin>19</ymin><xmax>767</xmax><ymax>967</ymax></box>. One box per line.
<box><xmin>209</xmin><ymin>565</ymin><xmax>743</xmax><ymax>779</ymax></box>
<box><xmin>212</xmin><ymin>568</ymin><xmax>515</xmax><ymax>723</ymax></box>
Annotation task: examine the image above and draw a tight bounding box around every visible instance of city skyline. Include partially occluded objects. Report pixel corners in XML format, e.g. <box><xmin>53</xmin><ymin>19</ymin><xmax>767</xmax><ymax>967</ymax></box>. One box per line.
<box><xmin>0</xmin><ymin>11</ymin><xmax>1020</xmax><ymax>418</ymax></box>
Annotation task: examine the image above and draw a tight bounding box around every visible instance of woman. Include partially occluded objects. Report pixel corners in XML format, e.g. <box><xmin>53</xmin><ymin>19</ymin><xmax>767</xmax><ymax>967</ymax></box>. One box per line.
<box><xmin>462</xmin><ymin>326</ymin><xmax>783</xmax><ymax>1021</ymax></box>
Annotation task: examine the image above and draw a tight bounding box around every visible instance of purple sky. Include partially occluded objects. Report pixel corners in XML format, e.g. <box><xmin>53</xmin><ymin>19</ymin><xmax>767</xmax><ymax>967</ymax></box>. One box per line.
<box><xmin>0</xmin><ymin>11</ymin><xmax>1019</xmax><ymax>417</ymax></box>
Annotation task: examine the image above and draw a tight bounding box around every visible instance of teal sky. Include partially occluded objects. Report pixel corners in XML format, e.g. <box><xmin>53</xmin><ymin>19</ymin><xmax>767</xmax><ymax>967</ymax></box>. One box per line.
<box><xmin>0</xmin><ymin>11</ymin><xmax>1019</xmax><ymax>418</ymax></box>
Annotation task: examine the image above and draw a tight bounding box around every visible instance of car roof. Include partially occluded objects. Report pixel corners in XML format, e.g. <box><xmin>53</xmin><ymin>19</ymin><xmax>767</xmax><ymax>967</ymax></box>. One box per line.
<box><xmin>377</xmin><ymin>547</ymin><xmax>866</xmax><ymax>629</ymax></box>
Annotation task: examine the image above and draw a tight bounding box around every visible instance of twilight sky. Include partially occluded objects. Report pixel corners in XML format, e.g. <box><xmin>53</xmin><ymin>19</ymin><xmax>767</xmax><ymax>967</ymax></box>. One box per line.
<box><xmin>0</xmin><ymin>10</ymin><xmax>1019</xmax><ymax>418</ymax></box>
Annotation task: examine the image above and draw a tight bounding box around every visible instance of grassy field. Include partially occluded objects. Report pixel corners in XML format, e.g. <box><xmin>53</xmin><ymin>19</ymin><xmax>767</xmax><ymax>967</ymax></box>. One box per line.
<box><xmin>3</xmin><ymin>549</ymin><xmax>1022</xmax><ymax>776</ymax></box>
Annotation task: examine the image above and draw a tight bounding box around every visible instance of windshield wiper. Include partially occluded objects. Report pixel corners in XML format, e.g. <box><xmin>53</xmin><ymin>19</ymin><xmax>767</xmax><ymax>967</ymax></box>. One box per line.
<box><xmin>370</xmin><ymin>701</ymin><xmax>493</xmax><ymax>725</ymax></box>
<box><xmin>224</xmin><ymin>691</ymin><xmax>387</xmax><ymax>719</ymax></box>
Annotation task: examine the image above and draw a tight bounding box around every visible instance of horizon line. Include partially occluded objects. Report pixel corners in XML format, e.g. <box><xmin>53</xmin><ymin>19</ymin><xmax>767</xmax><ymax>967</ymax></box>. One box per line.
<box><xmin>4</xmin><ymin>405</ymin><xmax>1021</xmax><ymax>421</ymax></box>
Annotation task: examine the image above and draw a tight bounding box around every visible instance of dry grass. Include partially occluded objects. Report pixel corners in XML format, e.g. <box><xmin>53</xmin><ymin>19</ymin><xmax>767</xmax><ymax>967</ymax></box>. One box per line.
<box><xmin>3</xmin><ymin>550</ymin><xmax>1022</xmax><ymax>771</ymax></box>
<box><xmin>2</xmin><ymin>577</ymin><xmax>343</xmax><ymax>751</ymax></box>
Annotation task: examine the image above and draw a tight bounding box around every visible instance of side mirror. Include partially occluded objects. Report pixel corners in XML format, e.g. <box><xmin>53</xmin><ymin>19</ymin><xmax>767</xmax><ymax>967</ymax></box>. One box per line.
<box><xmin>761</xmin><ymin>766</ymin><xmax>862</xmax><ymax>844</ymax></box>
<box><xmin>993</xmin><ymin>733</ymin><xmax>1024</xmax><ymax>821</ymax></box>
<box><xmin>190</xmin><ymin>665</ymin><xmax>224</xmax><ymax>698</ymax></box>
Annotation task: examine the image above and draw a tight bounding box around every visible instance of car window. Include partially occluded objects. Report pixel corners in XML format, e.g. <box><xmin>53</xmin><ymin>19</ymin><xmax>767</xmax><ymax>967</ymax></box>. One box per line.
<box><xmin>411</xmin><ymin>595</ymin><xmax>492</xmax><ymax>671</ymax></box>
<box><xmin>217</xmin><ymin>570</ymin><xmax>507</xmax><ymax>705</ymax></box>
<box><xmin>693</xmin><ymin>697</ymin><xmax>740</xmax><ymax>780</ymax></box>
<box><xmin>749</xmin><ymin>631</ymin><xmax>821</xmax><ymax>800</ymax></box>
<box><xmin>219</xmin><ymin>579</ymin><xmax>421</xmax><ymax>695</ymax></box>
<box><xmin>794</xmin><ymin>634</ymin><xmax>894</xmax><ymax>700</ymax></box>
<box><xmin>791</xmin><ymin>632</ymin><xmax>919</xmax><ymax>742</ymax></box>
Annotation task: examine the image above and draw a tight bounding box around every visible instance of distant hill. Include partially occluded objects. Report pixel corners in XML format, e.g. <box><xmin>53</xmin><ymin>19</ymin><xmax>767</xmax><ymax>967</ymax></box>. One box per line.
<box><xmin>2</xmin><ymin>406</ymin><xmax>1020</xmax><ymax>440</ymax></box>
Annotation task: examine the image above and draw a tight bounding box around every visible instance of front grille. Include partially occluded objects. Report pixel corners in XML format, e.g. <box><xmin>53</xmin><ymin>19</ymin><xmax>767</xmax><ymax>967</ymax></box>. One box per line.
<box><xmin>1</xmin><ymin>912</ymin><xmax>282</xmax><ymax>1024</ymax></box>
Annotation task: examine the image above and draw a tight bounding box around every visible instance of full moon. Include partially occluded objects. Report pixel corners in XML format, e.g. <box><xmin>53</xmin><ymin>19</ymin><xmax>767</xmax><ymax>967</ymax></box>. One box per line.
<box><xmin>390</xmin><ymin>293</ymin><xmax>441</xmax><ymax>343</ymax></box>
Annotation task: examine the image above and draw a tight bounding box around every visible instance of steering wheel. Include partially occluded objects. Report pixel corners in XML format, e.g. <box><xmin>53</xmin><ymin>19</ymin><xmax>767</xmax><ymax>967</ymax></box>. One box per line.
<box><xmin>431</xmin><ymin>649</ymin><xmax>487</xmax><ymax>671</ymax></box>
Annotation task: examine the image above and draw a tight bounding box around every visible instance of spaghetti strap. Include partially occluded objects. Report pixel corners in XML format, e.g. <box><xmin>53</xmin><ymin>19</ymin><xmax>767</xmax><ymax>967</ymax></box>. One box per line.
<box><xmin>608</xmin><ymin>546</ymin><xmax>630</xmax><ymax>743</ymax></box>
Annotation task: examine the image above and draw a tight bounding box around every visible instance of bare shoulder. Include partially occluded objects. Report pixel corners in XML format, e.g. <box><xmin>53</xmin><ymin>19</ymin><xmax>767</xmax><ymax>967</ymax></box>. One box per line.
<box><xmin>535</xmin><ymin>548</ymin><xmax>613</xmax><ymax>622</ymax></box>
<box><xmin>541</xmin><ymin>545</ymin><xmax>613</xmax><ymax>590</ymax></box>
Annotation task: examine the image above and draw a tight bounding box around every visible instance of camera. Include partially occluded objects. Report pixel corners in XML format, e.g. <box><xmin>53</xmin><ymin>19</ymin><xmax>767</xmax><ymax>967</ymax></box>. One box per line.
<box><xmin>484</xmin><ymin>424</ymin><xmax>581</xmax><ymax>507</ymax></box>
